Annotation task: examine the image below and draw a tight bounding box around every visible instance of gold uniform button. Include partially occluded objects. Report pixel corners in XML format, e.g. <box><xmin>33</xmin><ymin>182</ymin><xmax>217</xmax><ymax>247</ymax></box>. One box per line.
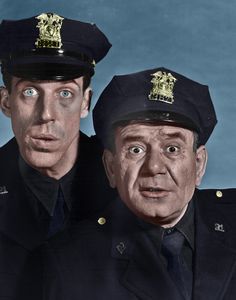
<box><xmin>98</xmin><ymin>217</ymin><xmax>106</xmax><ymax>225</ymax></box>
<box><xmin>216</xmin><ymin>190</ymin><xmax>223</xmax><ymax>198</ymax></box>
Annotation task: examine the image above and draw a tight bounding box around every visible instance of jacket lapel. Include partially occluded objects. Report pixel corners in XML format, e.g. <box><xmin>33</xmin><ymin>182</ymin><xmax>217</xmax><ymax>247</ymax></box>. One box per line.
<box><xmin>110</xmin><ymin>193</ymin><xmax>236</xmax><ymax>300</ymax></box>
<box><xmin>110</xmin><ymin>200</ymin><xmax>184</xmax><ymax>300</ymax></box>
<box><xmin>193</xmin><ymin>194</ymin><xmax>236</xmax><ymax>300</ymax></box>
<box><xmin>0</xmin><ymin>140</ymin><xmax>49</xmax><ymax>250</ymax></box>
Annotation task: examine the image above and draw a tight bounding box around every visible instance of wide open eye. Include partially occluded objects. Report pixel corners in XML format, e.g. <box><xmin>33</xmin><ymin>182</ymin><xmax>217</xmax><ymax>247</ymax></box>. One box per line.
<box><xmin>129</xmin><ymin>146</ymin><xmax>145</xmax><ymax>155</ymax></box>
<box><xmin>23</xmin><ymin>88</ymin><xmax>38</xmax><ymax>97</ymax></box>
<box><xmin>59</xmin><ymin>90</ymin><xmax>73</xmax><ymax>98</ymax></box>
<box><xmin>166</xmin><ymin>145</ymin><xmax>180</xmax><ymax>153</ymax></box>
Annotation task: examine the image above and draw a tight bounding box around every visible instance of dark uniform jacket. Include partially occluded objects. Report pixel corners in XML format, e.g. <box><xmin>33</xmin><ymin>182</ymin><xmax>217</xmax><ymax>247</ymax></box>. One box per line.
<box><xmin>0</xmin><ymin>134</ymin><xmax>113</xmax><ymax>300</ymax></box>
<box><xmin>43</xmin><ymin>188</ymin><xmax>236</xmax><ymax>300</ymax></box>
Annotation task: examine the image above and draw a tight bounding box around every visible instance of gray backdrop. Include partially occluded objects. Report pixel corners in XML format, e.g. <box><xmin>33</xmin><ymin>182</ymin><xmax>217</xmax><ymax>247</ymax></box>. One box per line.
<box><xmin>0</xmin><ymin>0</ymin><xmax>235</xmax><ymax>188</ymax></box>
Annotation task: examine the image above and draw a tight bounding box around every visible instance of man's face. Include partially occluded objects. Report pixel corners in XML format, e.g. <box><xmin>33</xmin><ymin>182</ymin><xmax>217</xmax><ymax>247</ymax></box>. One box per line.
<box><xmin>0</xmin><ymin>76</ymin><xmax>91</xmax><ymax>178</ymax></box>
<box><xmin>103</xmin><ymin>123</ymin><xmax>207</xmax><ymax>227</ymax></box>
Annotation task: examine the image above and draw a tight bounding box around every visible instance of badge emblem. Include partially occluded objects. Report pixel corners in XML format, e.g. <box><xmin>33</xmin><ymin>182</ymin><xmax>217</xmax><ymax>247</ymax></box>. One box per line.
<box><xmin>148</xmin><ymin>71</ymin><xmax>177</xmax><ymax>104</ymax></box>
<box><xmin>35</xmin><ymin>13</ymin><xmax>64</xmax><ymax>49</ymax></box>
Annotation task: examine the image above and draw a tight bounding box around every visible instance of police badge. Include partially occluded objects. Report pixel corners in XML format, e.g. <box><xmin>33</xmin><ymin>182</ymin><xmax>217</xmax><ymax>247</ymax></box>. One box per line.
<box><xmin>35</xmin><ymin>13</ymin><xmax>64</xmax><ymax>49</ymax></box>
<box><xmin>148</xmin><ymin>71</ymin><xmax>177</xmax><ymax>104</ymax></box>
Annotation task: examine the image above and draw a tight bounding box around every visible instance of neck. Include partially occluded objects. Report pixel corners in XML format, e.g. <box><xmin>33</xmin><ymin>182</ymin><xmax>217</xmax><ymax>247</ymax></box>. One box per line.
<box><xmin>161</xmin><ymin>204</ymin><xmax>188</xmax><ymax>228</ymax></box>
<box><xmin>141</xmin><ymin>203</ymin><xmax>189</xmax><ymax>229</ymax></box>
<box><xmin>39</xmin><ymin>145</ymin><xmax>78</xmax><ymax>179</ymax></box>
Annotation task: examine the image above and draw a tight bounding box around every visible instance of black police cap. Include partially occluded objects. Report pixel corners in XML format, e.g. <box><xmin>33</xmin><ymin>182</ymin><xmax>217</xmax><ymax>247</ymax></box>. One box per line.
<box><xmin>0</xmin><ymin>13</ymin><xmax>111</xmax><ymax>80</ymax></box>
<box><xmin>93</xmin><ymin>67</ymin><xmax>217</xmax><ymax>146</ymax></box>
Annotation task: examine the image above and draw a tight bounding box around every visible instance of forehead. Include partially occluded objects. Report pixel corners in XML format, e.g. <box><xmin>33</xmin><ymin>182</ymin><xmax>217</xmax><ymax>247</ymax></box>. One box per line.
<box><xmin>115</xmin><ymin>123</ymin><xmax>194</xmax><ymax>144</ymax></box>
<box><xmin>10</xmin><ymin>76</ymin><xmax>84</xmax><ymax>89</ymax></box>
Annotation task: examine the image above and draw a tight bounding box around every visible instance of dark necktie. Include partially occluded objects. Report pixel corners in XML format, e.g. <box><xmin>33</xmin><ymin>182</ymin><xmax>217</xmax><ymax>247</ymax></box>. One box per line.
<box><xmin>161</xmin><ymin>229</ymin><xmax>192</xmax><ymax>300</ymax></box>
<box><xmin>47</xmin><ymin>187</ymin><xmax>65</xmax><ymax>238</ymax></box>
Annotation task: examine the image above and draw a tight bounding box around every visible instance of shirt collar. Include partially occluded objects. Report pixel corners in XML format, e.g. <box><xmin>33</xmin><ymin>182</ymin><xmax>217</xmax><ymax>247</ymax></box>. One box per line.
<box><xmin>136</xmin><ymin>198</ymin><xmax>195</xmax><ymax>251</ymax></box>
<box><xmin>18</xmin><ymin>155</ymin><xmax>76</xmax><ymax>216</ymax></box>
<box><xmin>175</xmin><ymin>199</ymin><xmax>195</xmax><ymax>250</ymax></box>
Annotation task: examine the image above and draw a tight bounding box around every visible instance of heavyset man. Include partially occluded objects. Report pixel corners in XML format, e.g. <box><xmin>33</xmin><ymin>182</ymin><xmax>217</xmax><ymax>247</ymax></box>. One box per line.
<box><xmin>0</xmin><ymin>12</ymin><xmax>113</xmax><ymax>299</ymax></box>
<box><xmin>44</xmin><ymin>68</ymin><xmax>236</xmax><ymax>300</ymax></box>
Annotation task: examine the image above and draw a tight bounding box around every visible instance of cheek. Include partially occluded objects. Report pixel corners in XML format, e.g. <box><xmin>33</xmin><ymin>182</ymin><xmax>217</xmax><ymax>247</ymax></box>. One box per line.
<box><xmin>178</xmin><ymin>160</ymin><xmax>197</xmax><ymax>195</ymax></box>
<box><xmin>114</xmin><ymin>159</ymin><xmax>140</xmax><ymax>194</ymax></box>
<box><xmin>114</xmin><ymin>159</ymin><xmax>126</xmax><ymax>184</ymax></box>
<box><xmin>10</xmin><ymin>97</ymin><xmax>36</xmax><ymax>125</ymax></box>
<box><xmin>10</xmin><ymin>109</ymin><xmax>31</xmax><ymax>139</ymax></box>
<box><xmin>60</xmin><ymin>111</ymin><xmax>82</xmax><ymax>138</ymax></box>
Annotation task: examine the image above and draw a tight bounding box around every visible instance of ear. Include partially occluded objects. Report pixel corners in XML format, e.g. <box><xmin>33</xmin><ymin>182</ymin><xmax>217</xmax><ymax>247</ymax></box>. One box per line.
<box><xmin>80</xmin><ymin>87</ymin><xmax>92</xmax><ymax>118</ymax></box>
<box><xmin>0</xmin><ymin>87</ymin><xmax>11</xmax><ymax>118</ymax></box>
<box><xmin>195</xmin><ymin>145</ymin><xmax>208</xmax><ymax>186</ymax></box>
<box><xmin>102</xmin><ymin>149</ymin><xmax>117</xmax><ymax>188</ymax></box>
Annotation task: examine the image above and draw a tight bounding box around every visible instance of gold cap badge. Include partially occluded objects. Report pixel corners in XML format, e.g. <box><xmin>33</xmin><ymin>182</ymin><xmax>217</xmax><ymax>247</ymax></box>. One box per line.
<box><xmin>35</xmin><ymin>13</ymin><xmax>64</xmax><ymax>49</ymax></box>
<box><xmin>148</xmin><ymin>71</ymin><xmax>177</xmax><ymax>104</ymax></box>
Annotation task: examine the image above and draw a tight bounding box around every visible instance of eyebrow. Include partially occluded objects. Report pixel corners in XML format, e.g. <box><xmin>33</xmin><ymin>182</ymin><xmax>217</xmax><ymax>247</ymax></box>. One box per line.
<box><xmin>161</xmin><ymin>131</ymin><xmax>187</xmax><ymax>142</ymax></box>
<box><xmin>121</xmin><ymin>131</ymin><xmax>188</xmax><ymax>144</ymax></box>
<box><xmin>14</xmin><ymin>78</ymin><xmax>81</xmax><ymax>89</ymax></box>
<box><xmin>121</xmin><ymin>136</ymin><xmax>145</xmax><ymax>143</ymax></box>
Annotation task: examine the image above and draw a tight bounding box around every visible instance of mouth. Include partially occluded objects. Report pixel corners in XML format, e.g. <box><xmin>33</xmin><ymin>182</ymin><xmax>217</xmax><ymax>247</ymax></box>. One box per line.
<box><xmin>32</xmin><ymin>134</ymin><xmax>58</xmax><ymax>141</ymax></box>
<box><xmin>30</xmin><ymin>134</ymin><xmax>60</xmax><ymax>149</ymax></box>
<box><xmin>139</xmin><ymin>187</ymin><xmax>169</xmax><ymax>198</ymax></box>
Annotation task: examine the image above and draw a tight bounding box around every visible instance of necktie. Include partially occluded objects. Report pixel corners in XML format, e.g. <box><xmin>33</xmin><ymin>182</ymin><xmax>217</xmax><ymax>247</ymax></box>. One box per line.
<box><xmin>47</xmin><ymin>187</ymin><xmax>65</xmax><ymax>238</ymax></box>
<box><xmin>161</xmin><ymin>229</ymin><xmax>192</xmax><ymax>300</ymax></box>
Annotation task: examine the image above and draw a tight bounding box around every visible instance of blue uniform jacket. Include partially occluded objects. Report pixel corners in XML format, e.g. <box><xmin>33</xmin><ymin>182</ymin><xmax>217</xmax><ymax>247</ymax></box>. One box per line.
<box><xmin>0</xmin><ymin>134</ymin><xmax>113</xmax><ymax>300</ymax></box>
<box><xmin>43</xmin><ymin>188</ymin><xmax>236</xmax><ymax>300</ymax></box>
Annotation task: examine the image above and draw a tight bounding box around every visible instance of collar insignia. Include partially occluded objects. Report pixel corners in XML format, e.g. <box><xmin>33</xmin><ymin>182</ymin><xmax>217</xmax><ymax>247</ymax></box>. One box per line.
<box><xmin>214</xmin><ymin>223</ymin><xmax>225</xmax><ymax>232</ymax></box>
<box><xmin>0</xmin><ymin>186</ymin><xmax>8</xmax><ymax>195</ymax></box>
<box><xmin>148</xmin><ymin>71</ymin><xmax>177</xmax><ymax>104</ymax></box>
<box><xmin>35</xmin><ymin>13</ymin><xmax>64</xmax><ymax>49</ymax></box>
<box><xmin>116</xmin><ymin>242</ymin><xmax>126</xmax><ymax>255</ymax></box>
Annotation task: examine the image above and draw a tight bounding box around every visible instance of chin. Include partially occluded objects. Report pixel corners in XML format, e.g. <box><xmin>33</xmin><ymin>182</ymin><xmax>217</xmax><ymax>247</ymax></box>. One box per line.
<box><xmin>23</xmin><ymin>150</ymin><xmax>61</xmax><ymax>170</ymax></box>
<box><xmin>138</xmin><ymin>203</ymin><xmax>176</xmax><ymax>222</ymax></box>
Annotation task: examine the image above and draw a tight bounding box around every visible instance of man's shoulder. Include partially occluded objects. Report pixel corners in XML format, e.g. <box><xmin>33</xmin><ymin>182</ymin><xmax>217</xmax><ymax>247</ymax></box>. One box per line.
<box><xmin>0</xmin><ymin>138</ymin><xmax>18</xmax><ymax>154</ymax></box>
<box><xmin>196</xmin><ymin>188</ymin><xmax>236</xmax><ymax>204</ymax></box>
<box><xmin>0</xmin><ymin>138</ymin><xmax>19</xmax><ymax>176</ymax></box>
<box><xmin>195</xmin><ymin>188</ymin><xmax>236</xmax><ymax>230</ymax></box>
<box><xmin>79</xmin><ymin>131</ymin><xmax>100</xmax><ymax>144</ymax></box>
<box><xmin>0</xmin><ymin>138</ymin><xmax>18</xmax><ymax>170</ymax></box>
<box><xmin>78</xmin><ymin>132</ymin><xmax>104</xmax><ymax>161</ymax></box>
<box><xmin>0</xmin><ymin>139</ymin><xmax>19</xmax><ymax>197</ymax></box>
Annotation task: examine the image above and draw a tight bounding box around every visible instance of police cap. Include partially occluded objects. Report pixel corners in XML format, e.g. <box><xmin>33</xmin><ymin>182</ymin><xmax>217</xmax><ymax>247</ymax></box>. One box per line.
<box><xmin>93</xmin><ymin>67</ymin><xmax>217</xmax><ymax>147</ymax></box>
<box><xmin>0</xmin><ymin>13</ymin><xmax>111</xmax><ymax>80</ymax></box>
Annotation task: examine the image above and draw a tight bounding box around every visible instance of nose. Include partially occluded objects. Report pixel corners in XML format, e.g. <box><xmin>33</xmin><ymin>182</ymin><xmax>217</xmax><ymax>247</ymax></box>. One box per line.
<box><xmin>140</xmin><ymin>150</ymin><xmax>166</xmax><ymax>176</ymax></box>
<box><xmin>37</xmin><ymin>93</ymin><xmax>55</xmax><ymax>123</ymax></box>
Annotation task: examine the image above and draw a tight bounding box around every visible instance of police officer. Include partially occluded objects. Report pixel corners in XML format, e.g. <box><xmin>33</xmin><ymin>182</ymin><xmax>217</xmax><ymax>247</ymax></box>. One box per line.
<box><xmin>0</xmin><ymin>12</ymin><xmax>113</xmax><ymax>299</ymax></box>
<box><xmin>43</xmin><ymin>67</ymin><xmax>236</xmax><ymax>300</ymax></box>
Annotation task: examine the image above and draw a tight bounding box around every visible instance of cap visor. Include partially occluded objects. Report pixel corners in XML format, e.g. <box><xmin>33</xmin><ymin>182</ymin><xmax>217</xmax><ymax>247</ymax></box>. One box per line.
<box><xmin>5</xmin><ymin>54</ymin><xmax>94</xmax><ymax>80</ymax></box>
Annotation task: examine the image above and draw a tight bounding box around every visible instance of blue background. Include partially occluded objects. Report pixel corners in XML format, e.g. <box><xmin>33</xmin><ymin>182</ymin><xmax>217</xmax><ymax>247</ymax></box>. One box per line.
<box><xmin>0</xmin><ymin>0</ymin><xmax>235</xmax><ymax>188</ymax></box>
